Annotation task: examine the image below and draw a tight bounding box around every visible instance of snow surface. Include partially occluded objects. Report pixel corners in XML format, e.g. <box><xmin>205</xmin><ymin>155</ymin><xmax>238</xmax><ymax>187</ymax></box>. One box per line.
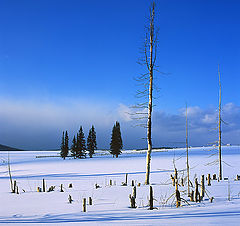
<box><xmin>1</xmin><ymin>146</ymin><xmax>240</xmax><ymax>225</ymax></box>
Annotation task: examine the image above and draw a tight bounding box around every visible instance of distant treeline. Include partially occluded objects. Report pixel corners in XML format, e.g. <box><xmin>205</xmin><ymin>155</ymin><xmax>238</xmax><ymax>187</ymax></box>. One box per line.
<box><xmin>0</xmin><ymin>144</ymin><xmax>23</xmax><ymax>151</ymax></box>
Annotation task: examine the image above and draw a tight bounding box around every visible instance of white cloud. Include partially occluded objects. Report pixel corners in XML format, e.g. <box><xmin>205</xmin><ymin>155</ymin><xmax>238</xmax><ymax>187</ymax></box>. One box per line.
<box><xmin>202</xmin><ymin>113</ymin><xmax>217</xmax><ymax>124</ymax></box>
<box><xmin>117</xmin><ymin>104</ymin><xmax>133</xmax><ymax>122</ymax></box>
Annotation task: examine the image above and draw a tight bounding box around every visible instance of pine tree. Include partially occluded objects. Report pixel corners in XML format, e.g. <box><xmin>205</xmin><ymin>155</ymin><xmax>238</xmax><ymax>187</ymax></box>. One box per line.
<box><xmin>71</xmin><ymin>135</ymin><xmax>77</xmax><ymax>158</ymax></box>
<box><xmin>110</xmin><ymin>121</ymin><xmax>123</xmax><ymax>158</ymax></box>
<box><xmin>64</xmin><ymin>130</ymin><xmax>69</xmax><ymax>158</ymax></box>
<box><xmin>76</xmin><ymin>126</ymin><xmax>86</xmax><ymax>158</ymax></box>
<box><xmin>60</xmin><ymin>130</ymin><xmax>69</xmax><ymax>159</ymax></box>
<box><xmin>60</xmin><ymin>131</ymin><xmax>65</xmax><ymax>159</ymax></box>
<box><xmin>87</xmin><ymin>125</ymin><xmax>97</xmax><ymax>158</ymax></box>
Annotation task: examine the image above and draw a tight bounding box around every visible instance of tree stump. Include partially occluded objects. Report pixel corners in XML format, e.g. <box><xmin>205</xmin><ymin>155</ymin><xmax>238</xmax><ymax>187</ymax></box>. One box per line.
<box><xmin>131</xmin><ymin>180</ymin><xmax>134</xmax><ymax>187</ymax></box>
<box><xmin>47</xmin><ymin>186</ymin><xmax>55</xmax><ymax>192</ymax></box>
<box><xmin>207</xmin><ymin>174</ymin><xmax>211</xmax><ymax>186</ymax></box>
<box><xmin>190</xmin><ymin>190</ymin><xmax>194</xmax><ymax>201</ymax></box>
<box><xmin>176</xmin><ymin>190</ymin><xmax>181</xmax><ymax>207</ymax></box>
<box><xmin>89</xmin><ymin>197</ymin><xmax>92</xmax><ymax>205</ymax></box>
<box><xmin>43</xmin><ymin>179</ymin><xmax>46</xmax><ymax>192</ymax></box>
<box><xmin>213</xmin><ymin>174</ymin><xmax>217</xmax><ymax>180</ymax></box>
<box><xmin>200</xmin><ymin>175</ymin><xmax>205</xmax><ymax>200</ymax></box>
<box><xmin>69</xmin><ymin>183</ymin><xmax>73</xmax><ymax>188</ymax></box>
<box><xmin>149</xmin><ymin>186</ymin><xmax>153</xmax><ymax>210</ymax></box>
<box><xmin>175</xmin><ymin>179</ymin><xmax>181</xmax><ymax>208</ymax></box>
<box><xmin>129</xmin><ymin>194</ymin><xmax>136</xmax><ymax>208</ymax></box>
<box><xmin>133</xmin><ymin>186</ymin><xmax>136</xmax><ymax>199</ymax></box>
<box><xmin>195</xmin><ymin>178</ymin><xmax>199</xmax><ymax>202</ymax></box>
<box><xmin>68</xmin><ymin>195</ymin><xmax>73</xmax><ymax>203</ymax></box>
<box><xmin>37</xmin><ymin>187</ymin><xmax>41</xmax><ymax>192</ymax></box>
<box><xmin>60</xmin><ymin>184</ymin><xmax>64</xmax><ymax>192</ymax></box>
<box><xmin>12</xmin><ymin>180</ymin><xmax>17</xmax><ymax>193</ymax></box>
<box><xmin>83</xmin><ymin>198</ymin><xmax>86</xmax><ymax>212</ymax></box>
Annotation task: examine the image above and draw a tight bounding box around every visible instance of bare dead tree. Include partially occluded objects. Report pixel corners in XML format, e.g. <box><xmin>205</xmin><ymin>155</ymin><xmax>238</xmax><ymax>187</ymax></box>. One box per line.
<box><xmin>186</xmin><ymin>104</ymin><xmax>190</xmax><ymax>196</ymax></box>
<box><xmin>218</xmin><ymin>65</ymin><xmax>222</xmax><ymax>180</ymax></box>
<box><xmin>144</xmin><ymin>2</ymin><xmax>156</xmax><ymax>185</ymax></box>
<box><xmin>206</xmin><ymin>65</ymin><xmax>226</xmax><ymax>178</ymax></box>
<box><xmin>8</xmin><ymin>152</ymin><xmax>14</xmax><ymax>192</ymax></box>
<box><xmin>131</xmin><ymin>1</ymin><xmax>159</xmax><ymax>185</ymax></box>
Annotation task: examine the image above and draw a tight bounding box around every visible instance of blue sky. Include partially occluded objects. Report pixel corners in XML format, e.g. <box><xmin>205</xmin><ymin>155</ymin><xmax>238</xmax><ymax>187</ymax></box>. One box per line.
<box><xmin>0</xmin><ymin>0</ymin><xmax>240</xmax><ymax>150</ymax></box>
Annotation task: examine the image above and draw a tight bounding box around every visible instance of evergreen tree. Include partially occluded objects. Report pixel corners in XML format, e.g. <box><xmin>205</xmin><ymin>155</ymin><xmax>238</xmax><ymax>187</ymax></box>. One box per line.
<box><xmin>110</xmin><ymin>121</ymin><xmax>123</xmax><ymax>158</ymax></box>
<box><xmin>64</xmin><ymin>130</ymin><xmax>69</xmax><ymax>158</ymax></box>
<box><xmin>87</xmin><ymin>125</ymin><xmax>97</xmax><ymax>158</ymax></box>
<box><xmin>76</xmin><ymin>126</ymin><xmax>86</xmax><ymax>158</ymax></box>
<box><xmin>60</xmin><ymin>131</ymin><xmax>65</xmax><ymax>159</ymax></box>
<box><xmin>60</xmin><ymin>130</ymin><xmax>69</xmax><ymax>159</ymax></box>
<box><xmin>71</xmin><ymin>135</ymin><xmax>77</xmax><ymax>158</ymax></box>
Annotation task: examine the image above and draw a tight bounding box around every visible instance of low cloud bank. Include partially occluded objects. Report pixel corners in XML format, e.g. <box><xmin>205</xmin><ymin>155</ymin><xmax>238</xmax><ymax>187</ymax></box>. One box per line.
<box><xmin>0</xmin><ymin>98</ymin><xmax>239</xmax><ymax>150</ymax></box>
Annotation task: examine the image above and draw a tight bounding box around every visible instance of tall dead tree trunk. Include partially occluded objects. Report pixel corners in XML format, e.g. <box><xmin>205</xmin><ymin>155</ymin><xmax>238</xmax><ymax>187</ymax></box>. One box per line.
<box><xmin>145</xmin><ymin>1</ymin><xmax>156</xmax><ymax>185</ymax></box>
<box><xmin>218</xmin><ymin>65</ymin><xmax>222</xmax><ymax>180</ymax></box>
<box><xmin>186</xmin><ymin>104</ymin><xmax>190</xmax><ymax>196</ymax></box>
<box><xmin>133</xmin><ymin>1</ymin><xmax>158</xmax><ymax>185</ymax></box>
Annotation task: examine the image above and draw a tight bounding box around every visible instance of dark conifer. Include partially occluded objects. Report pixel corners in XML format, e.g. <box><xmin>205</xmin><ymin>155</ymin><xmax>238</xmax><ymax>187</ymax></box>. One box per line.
<box><xmin>71</xmin><ymin>135</ymin><xmax>77</xmax><ymax>158</ymax></box>
<box><xmin>64</xmin><ymin>130</ymin><xmax>69</xmax><ymax>158</ymax></box>
<box><xmin>87</xmin><ymin>125</ymin><xmax>97</xmax><ymax>158</ymax></box>
<box><xmin>60</xmin><ymin>130</ymin><xmax>69</xmax><ymax>159</ymax></box>
<box><xmin>60</xmin><ymin>131</ymin><xmax>65</xmax><ymax>159</ymax></box>
<box><xmin>110</xmin><ymin>121</ymin><xmax>123</xmax><ymax>158</ymax></box>
<box><xmin>76</xmin><ymin>126</ymin><xmax>86</xmax><ymax>158</ymax></box>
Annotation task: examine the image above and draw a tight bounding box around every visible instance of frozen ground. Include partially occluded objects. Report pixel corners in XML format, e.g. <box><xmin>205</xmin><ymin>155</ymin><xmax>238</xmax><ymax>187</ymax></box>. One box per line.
<box><xmin>0</xmin><ymin>146</ymin><xmax>240</xmax><ymax>225</ymax></box>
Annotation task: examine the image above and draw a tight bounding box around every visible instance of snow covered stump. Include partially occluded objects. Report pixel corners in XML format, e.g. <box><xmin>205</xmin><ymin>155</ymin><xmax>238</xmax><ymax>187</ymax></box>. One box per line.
<box><xmin>129</xmin><ymin>186</ymin><xmax>136</xmax><ymax>208</ymax></box>
<box><xmin>129</xmin><ymin>194</ymin><xmax>136</xmax><ymax>208</ymax></box>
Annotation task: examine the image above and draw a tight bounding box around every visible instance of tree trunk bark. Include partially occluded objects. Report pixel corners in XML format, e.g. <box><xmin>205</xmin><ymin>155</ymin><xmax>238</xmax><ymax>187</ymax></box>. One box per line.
<box><xmin>218</xmin><ymin>65</ymin><xmax>222</xmax><ymax>180</ymax></box>
<box><xmin>145</xmin><ymin>3</ymin><xmax>155</xmax><ymax>185</ymax></box>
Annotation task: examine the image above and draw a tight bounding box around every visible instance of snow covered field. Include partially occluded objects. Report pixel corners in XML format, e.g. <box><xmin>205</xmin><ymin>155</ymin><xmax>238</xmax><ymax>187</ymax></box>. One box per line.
<box><xmin>1</xmin><ymin>146</ymin><xmax>240</xmax><ymax>225</ymax></box>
